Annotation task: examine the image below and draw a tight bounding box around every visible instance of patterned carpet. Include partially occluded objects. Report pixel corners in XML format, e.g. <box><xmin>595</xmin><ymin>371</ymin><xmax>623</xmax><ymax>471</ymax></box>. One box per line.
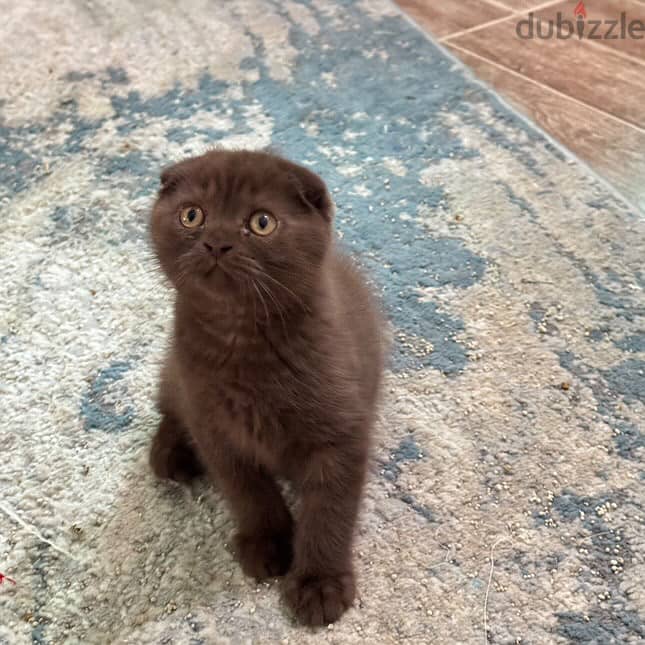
<box><xmin>1</xmin><ymin>0</ymin><xmax>643</xmax><ymax>643</ymax></box>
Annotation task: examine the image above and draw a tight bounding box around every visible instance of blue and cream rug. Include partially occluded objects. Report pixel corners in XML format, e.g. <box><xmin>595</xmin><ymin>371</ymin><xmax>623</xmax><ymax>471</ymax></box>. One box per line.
<box><xmin>1</xmin><ymin>1</ymin><xmax>644</xmax><ymax>643</ymax></box>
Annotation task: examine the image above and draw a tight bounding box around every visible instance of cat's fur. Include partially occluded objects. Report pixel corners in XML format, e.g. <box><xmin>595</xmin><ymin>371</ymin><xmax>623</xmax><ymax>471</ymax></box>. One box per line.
<box><xmin>149</xmin><ymin>149</ymin><xmax>384</xmax><ymax>626</ymax></box>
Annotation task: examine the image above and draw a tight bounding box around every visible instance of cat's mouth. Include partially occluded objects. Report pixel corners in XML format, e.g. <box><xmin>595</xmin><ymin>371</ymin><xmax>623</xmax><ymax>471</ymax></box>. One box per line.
<box><xmin>204</xmin><ymin>260</ymin><xmax>219</xmax><ymax>277</ymax></box>
<box><xmin>184</xmin><ymin>253</ymin><xmax>236</xmax><ymax>287</ymax></box>
<box><xmin>202</xmin><ymin>258</ymin><xmax>235</xmax><ymax>285</ymax></box>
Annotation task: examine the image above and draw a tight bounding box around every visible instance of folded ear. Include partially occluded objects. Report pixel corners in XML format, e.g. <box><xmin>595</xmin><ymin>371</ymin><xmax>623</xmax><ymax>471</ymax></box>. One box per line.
<box><xmin>286</xmin><ymin>164</ymin><xmax>333</xmax><ymax>220</ymax></box>
<box><xmin>159</xmin><ymin>165</ymin><xmax>176</xmax><ymax>189</ymax></box>
<box><xmin>159</xmin><ymin>158</ymin><xmax>193</xmax><ymax>195</ymax></box>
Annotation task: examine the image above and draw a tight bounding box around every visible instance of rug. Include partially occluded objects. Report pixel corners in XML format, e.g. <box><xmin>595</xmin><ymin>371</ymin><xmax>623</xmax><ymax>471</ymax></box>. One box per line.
<box><xmin>1</xmin><ymin>0</ymin><xmax>644</xmax><ymax>643</ymax></box>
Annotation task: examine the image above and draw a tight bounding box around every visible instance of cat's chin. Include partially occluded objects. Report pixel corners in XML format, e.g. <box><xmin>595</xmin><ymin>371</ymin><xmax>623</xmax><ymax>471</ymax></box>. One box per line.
<box><xmin>205</xmin><ymin>266</ymin><xmax>236</xmax><ymax>289</ymax></box>
<box><xmin>180</xmin><ymin>269</ymin><xmax>236</xmax><ymax>299</ymax></box>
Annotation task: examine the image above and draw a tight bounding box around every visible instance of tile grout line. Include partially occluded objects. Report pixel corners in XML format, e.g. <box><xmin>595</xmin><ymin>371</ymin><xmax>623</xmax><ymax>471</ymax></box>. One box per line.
<box><xmin>446</xmin><ymin>41</ymin><xmax>645</xmax><ymax>135</ymax></box>
<box><xmin>438</xmin><ymin>0</ymin><xmax>562</xmax><ymax>42</ymax></box>
<box><xmin>479</xmin><ymin>0</ymin><xmax>516</xmax><ymax>12</ymax></box>
<box><xmin>582</xmin><ymin>37</ymin><xmax>645</xmax><ymax>69</ymax></box>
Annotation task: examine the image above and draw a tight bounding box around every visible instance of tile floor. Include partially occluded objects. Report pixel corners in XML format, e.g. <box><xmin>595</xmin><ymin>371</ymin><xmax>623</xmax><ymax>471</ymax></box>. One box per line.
<box><xmin>396</xmin><ymin>0</ymin><xmax>645</xmax><ymax>212</ymax></box>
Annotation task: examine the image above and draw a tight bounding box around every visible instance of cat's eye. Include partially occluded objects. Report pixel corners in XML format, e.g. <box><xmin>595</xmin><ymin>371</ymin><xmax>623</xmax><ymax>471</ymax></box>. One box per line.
<box><xmin>179</xmin><ymin>206</ymin><xmax>205</xmax><ymax>228</ymax></box>
<box><xmin>248</xmin><ymin>211</ymin><xmax>277</xmax><ymax>236</ymax></box>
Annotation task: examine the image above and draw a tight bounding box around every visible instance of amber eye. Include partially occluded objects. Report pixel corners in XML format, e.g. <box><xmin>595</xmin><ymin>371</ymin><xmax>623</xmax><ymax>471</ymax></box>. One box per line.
<box><xmin>179</xmin><ymin>206</ymin><xmax>205</xmax><ymax>228</ymax></box>
<box><xmin>248</xmin><ymin>211</ymin><xmax>277</xmax><ymax>236</ymax></box>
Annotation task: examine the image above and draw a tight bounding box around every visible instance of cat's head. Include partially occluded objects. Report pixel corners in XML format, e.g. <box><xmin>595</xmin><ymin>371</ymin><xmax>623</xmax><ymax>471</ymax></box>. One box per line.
<box><xmin>150</xmin><ymin>149</ymin><xmax>333</xmax><ymax>312</ymax></box>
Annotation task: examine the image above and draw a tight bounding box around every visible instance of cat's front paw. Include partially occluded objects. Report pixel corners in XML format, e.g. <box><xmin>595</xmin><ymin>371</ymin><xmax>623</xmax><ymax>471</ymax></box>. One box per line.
<box><xmin>283</xmin><ymin>571</ymin><xmax>355</xmax><ymax>626</ymax></box>
<box><xmin>234</xmin><ymin>531</ymin><xmax>293</xmax><ymax>580</ymax></box>
<box><xmin>149</xmin><ymin>422</ymin><xmax>203</xmax><ymax>483</ymax></box>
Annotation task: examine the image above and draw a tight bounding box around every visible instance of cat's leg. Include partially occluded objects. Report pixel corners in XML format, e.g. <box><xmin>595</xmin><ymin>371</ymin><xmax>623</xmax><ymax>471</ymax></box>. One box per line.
<box><xmin>284</xmin><ymin>443</ymin><xmax>366</xmax><ymax>626</ymax></box>
<box><xmin>150</xmin><ymin>366</ymin><xmax>203</xmax><ymax>483</ymax></box>
<box><xmin>149</xmin><ymin>409</ymin><xmax>205</xmax><ymax>483</ymax></box>
<box><xmin>206</xmin><ymin>450</ymin><xmax>294</xmax><ymax>579</ymax></box>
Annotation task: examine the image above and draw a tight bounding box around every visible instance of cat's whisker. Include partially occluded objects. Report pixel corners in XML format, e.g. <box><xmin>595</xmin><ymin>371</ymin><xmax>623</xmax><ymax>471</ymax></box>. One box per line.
<box><xmin>250</xmin><ymin>279</ymin><xmax>270</xmax><ymax>324</ymax></box>
<box><xmin>237</xmin><ymin>276</ymin><xmax>258</xmax><ymax>333</ymax></box>
<box><xmin>235</xmin><ymin>256</ymin><xmax>308</xmax><ymax>312</ymax></box>
<box><xmin>235</xmin><ymin>254</ymin><xmax>262</xmax><ymax>271</ymax></box>
<box><xmin>174</xmin><ymin>256</ymin><xmax>192</xmax><ymax>289</ymax></box>
<box><xmin>255</xmin><ymin>277</ymin><xmax>288</xmax><ymax>337</ymax></box>
<box><xmin>177</xmin><ymin>272</ymin><xmax>189</xmax><ymax>289</ymax></box>
<box><xmin>258</xmin><ymin>271</ymin><xmax>308</xmax><ymax>312</ymax></box>
<box><xmin>217</xmin><ymin>261</ymin><xmax>235</xmax><ymax>281</ymax></box>
<box><xmin>247</xmin><ymin>279</ymin><xmax>258</xmax><ymax>335</ymax></box>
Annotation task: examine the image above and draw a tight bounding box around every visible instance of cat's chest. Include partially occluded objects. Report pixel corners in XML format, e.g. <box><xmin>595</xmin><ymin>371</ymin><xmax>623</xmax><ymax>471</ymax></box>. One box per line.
<box><xmin>184</xmin><ymin>339</ymin><xmax>301</xmax><ymax>422</ymax></box>
<box><xmin>178</xmin><ymin>322</ymin><xmax>317</xmax><ymax>454</ymax></box>
<box><xmin>218</xmin><ymin>346</ymin><xmax>303</xmax><ymax>420</ymax></box>
<box><xmin>201</xmin><ymin>370</ymin><xmax>295</xmax><ymax>472</ymax></box>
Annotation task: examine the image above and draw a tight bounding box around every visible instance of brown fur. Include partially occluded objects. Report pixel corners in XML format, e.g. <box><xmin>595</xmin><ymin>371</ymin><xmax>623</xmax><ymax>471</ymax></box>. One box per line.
<box><xmin>148</xmin><ymin>149</ymin><xmax>384</xmax><ymax>626</ymax></box>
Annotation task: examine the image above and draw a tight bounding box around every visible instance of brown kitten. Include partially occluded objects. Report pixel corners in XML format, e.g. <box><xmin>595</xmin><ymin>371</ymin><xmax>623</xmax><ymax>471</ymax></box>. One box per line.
<box><xmin>148</xmin><ymin>149</ymin><xmax>384</xmax><ymax>626</ymax></box>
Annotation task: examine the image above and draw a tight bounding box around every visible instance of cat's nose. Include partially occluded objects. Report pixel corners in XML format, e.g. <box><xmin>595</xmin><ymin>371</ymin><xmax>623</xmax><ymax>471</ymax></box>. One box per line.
<box><xmin>203</xmin><ymin>242</ymin><xmax>233</xmax><ymax>257</ymax></box>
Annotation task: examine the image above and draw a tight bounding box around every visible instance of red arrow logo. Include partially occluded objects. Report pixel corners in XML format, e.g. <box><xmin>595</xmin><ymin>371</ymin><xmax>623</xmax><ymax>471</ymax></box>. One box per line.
<box><xmin>574</xmin><ymin>1</ymin><xmax>587</xmax><ymax>19</ymax></box>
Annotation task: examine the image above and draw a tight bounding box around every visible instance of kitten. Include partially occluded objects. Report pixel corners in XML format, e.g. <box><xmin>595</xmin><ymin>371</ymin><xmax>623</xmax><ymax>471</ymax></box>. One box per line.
<box><xmin>148</xmin><ymin>149</ymin><xmax>384</xmax><ymax>626</ymax></box>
